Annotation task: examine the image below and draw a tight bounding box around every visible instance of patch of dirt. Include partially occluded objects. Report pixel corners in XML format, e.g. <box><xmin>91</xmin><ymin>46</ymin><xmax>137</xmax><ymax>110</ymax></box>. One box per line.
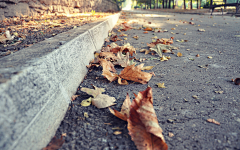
<box><xmin>0</xmin><ymin>13</ymin><xmax>116</xmax><ymax>58</ymax></box>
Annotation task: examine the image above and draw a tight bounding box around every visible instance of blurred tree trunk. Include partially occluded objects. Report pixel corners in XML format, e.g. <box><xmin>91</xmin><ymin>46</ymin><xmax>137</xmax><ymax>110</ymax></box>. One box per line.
<box><xmin>168</xmin><ymin>0</ymin><xmax>171</xmax><ymax>8</ymax></box>
<box><xmin>163</xmin><ymin>0</ymin><xmax>165</xmax><ymax>8</ymax></box>
<box><xmin>184</xmin><ymin>0</ymin><xmax>186</xmax><ymax>9</ymax></box>
<box><xmin>191</xmin><ymin>0</ymin><xmax>193</xmax><ymax>9</ymax></box>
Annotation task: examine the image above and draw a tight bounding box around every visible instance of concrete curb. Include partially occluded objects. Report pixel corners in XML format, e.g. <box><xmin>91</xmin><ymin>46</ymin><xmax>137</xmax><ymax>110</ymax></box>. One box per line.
<box><xmin>0</xmin><ymin>13</ymin><xmax>120</xmax><ymax>150</ymax></box>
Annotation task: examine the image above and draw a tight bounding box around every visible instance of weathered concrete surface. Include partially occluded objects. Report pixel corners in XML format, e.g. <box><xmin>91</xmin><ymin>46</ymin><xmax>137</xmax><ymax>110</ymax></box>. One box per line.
<box><xmin>0</xmin><ymin>0</ymin><xmax>119</xmax><ymax>20</ymax></box>
<box><xmin>0</xmin><ymin>13</ymin><xmax>120</xmax><ymax>150</ymax></box>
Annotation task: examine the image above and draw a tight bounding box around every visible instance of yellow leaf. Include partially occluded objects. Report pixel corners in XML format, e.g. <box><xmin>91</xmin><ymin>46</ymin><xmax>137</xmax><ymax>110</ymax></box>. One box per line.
<box><xmin>84</xmin><ymin>112</ymin><xmax>89</xmax><ymax>118</ymax></box>
<box><xmin>177</xmin><ymin>52</ymin><xmax>182</xmax><ymax>57</ymax></box>
<box><xmin>192</xmin><ymin>95</ymin><xmax>198</xmax><ymax>99</ymax></box>
<box><xmin>133</xmin><ymin>35</ymin><xmax>139</xmax><ymax>40</ymax></box>
<box><xmin>157</xmin><ymin>83</ymin><xmax>166</xmax><ymax>88</ymax></box>
<box><xmin>207</xmin><ymin>56</ymin><xmax>212</xmax><ymax>59</ymax></box>
<box><xmin>113</xmin><ymin>131</ymin><xmax>122</xmax><ymax>135</ymax></box>
<box><xmin>124</xmin><ymin>38</ymin><xmax>127</xmax><ymax>40</ymax></box>
<box><xmin>160</xmin><ymin>55</ymin><xmax>168</xmax><ymax>61</ymax></box>
<box><xmin>141</xmin><ymin>66</ymin><xmax>154</xmax><ymax>70</ymax></box>
<box><xmin>166</xmin><ymin>56</ymin><xmax>171</xmax><ymax>59</ymax></box>
<box><xmin>81</xmin><ymin>97</ymin><xmax>92</xmax><ymax>107</ymax></box>
<box><xmin>171</xmin><ymin>28</ymin><xmax>176</xmax><ymax>30</ymax></box>
<box><xmin>152</xmin><ymin>36</ymin><xmax>158</xmax><ymax>39</ymax></box>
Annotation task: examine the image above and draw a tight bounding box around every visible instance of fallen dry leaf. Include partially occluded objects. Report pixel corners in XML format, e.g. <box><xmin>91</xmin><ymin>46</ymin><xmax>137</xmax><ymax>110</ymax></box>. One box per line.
<box><xmin>81</xmin><ymin>86</ymin><xmax>116</xmax><ymax>108</ymax></box>
<box><xmin>110</xmin><ymin>42</ymin><xmax>118</xmax><ymax>48</ymax></box>
<box><xmin>169</xmin><ymin>132</ymin><xmax>174</xmax><ymax>137</ymax></box>
<box><xmin>0</xmin><ymin>30</ymin><xmax>15</xmax><ymax>43</ymax></box>
<box><xmin>84</xmin><ymin>112</ymin><xmax>89</xmax><ymax>118</ymax></box>
<box><xmin>189</xmin><ymin>22</ymin><xmax>195</xmax><ymax>25</ymax></box>
<box><xmin>105</xmin><ymin>37</ymin><xmax>110</xmax><ymax>42</ymax></box>
<box><xmin>118</xmin><ymin>77</ymin><xmax>128</xmax><ymax>85</ymax></box>
<box><xmin>215</xmin><ymin>91</ymin><xmax>223</xmax><ymax>94</ymax></box>
<box><xmin>119</xmin><ymin>64</ymin><xmax>153</xmax><ymax>84</ymax></box>
<box><xmin>112</xmin><ymin>127</ymin><xmax>123</xmax><ymax>130</ymax></box>
<box><xmin>102</xmin><ymin>68</ymin><xmax>118</xmax><ymax>82</ymax></box>
<box><xmin>192</xmin><ymin>95</ymin><xmax>198</xmax><ymax>99</ymax></box>
<box><xmin>120</xmin><ymin>43</ymin><xmax>136</xmax><ymax>56</ymax></box>
<box><xmin>121</xmin><ymin>22</ymin><xmax>132</xmax><ymax>31</ymax></box>
<box><xmin>133</xmin><ymin>35</ymin><xmax>139</xmax><ymax>40</ymax></box>
<box><xmin>149</xmin><ymin>44</ymin><xmax>163</xmax><ymax>58</ymax></box>
<box><xmin>177</xmin><ymin>52</ymin><xmax>182</xmax><ymax>57</ymax></box>
<box><xmin>162</xmin><ymin>49</ymin><xmax>171</xmax><ymax>53</ymax></box>
<box><xmin>143</xmin><ymin>31</ymin><xmax>148</xmax><ymax>34</ymax></box>
<box><xmin>160</xmin><ymin>55</ymin><xmax>168</xmax><ymax>61</ymax></box>
<box><xmin>157</xmin><ymin>83</ymin><xmax>166</xmax><ymax>88</ymax></box>
<box><xmin>234</xmin><ymin>78</ymin><xmax>240</xmax><ymax>85</ymax></box>
<box><xmin>119</xmin><ymin>33</ymin><xmax>128</xmax><ymax>37</ymax></box>
<box><xmin>146</xmin><ymin>42</ymin><xmax>155</xmax><ymax>47</ymax></box>
<box><xmin>198</xmin><ymin>29</ymin><xmax>205</xmax><ymax>32</ymax></box>
<box><xmin>71</xmin><ymin>95</ymin><xmax>80</xmax><ymax>101</ymax></box>
<box><xmin>109</xmin><ymin>94</ymin><xmax>131</xmax><ymax>121</ymax></box>
<box><xmin>144</xmin><ymin>27</ymin><xmax>152</xmax><ymax>31</ymax></box>
<box><xmin>196</xmin><ymin>54</ymin><xmax>200</xmax><ymax>57</ymax></box>
<box><xmin>92</xmin><ymin>94</ymin><xmax>116</xmax><ymax>109</ymax></box>
<box><xmin>110</xmin><ymin>47</ymin><xmax>121</xmax><ymax>54</ymax></box>
<box><xmin>127</xmin><ymin>87</ymin><xmax>168</xmax><ymax>150</ymax></box>
<box><xmin>81</xmin><ymin>85</ymin><xmax>105</xmax><ymax>98</ymax></box>
<box><xmin>166</xmin><ymin>56</ymin><xmax>171</xmax><ymax>59</ymax></box>
<box><xmin>141</xmin><ymin>66</ymin><xmax>154</xmax><ymax>70</ymax></box>
<box><xmin>42</xmin><ymin>136</ymin><xmax>64</xmax><ymax>150</ymax></box>
<box><xmin>100</xmin><ymin>59</ymin><xmax>116</xmax><ymax>73</ymax></box>
<box><xmin>207</xmin><ymin>118</ymin><xmax>220</xmax><ymax>125</ymax></box>
<box><xmin>171</xmin><ymin>28</ymin><xmax>176</xmax><ymax>30</ymax></box>
<box><xmin>113</xmin><ymin>131</ymin><xmax>122</xmax><ymax>135</ymax></box>
<box><xmin>101</xmin><ymin>46</ymin><xmax>111</xmax><ymax>52</ymax></box>
<box><xmin>207</xmin><ymin>56</ymin><xmax>213</xmax><ymax>59</ymax></box>
<box><xmin>152</xmin><ymin>36</ymin><xmax>158</xmax><ymax>39</ymax></box>
<box><xmin>112</xmin><ymin>51</ymin><xmax>130</xmax><ymax>67</ymax></box>
<box><xmin>99</xmin><ymin>52</ymin><xmax>118</xmax><ymax>61</ymax></box>
<box><xmin>110</xmin><ymin>35</ymin><xmax>121</xmax><ymax>42</ymax></box>
<box><xmin>81</xmin><ymin>97</ymin><xmax>92</xmax><ymax>107</ymax></box>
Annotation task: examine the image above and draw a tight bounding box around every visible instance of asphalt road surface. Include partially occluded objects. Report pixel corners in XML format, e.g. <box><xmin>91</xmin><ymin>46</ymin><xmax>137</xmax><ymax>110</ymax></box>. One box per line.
<box><xmin>52</xmin><ymin>10</ymin><xmax>240</xmax><ymax>150</ymax></box>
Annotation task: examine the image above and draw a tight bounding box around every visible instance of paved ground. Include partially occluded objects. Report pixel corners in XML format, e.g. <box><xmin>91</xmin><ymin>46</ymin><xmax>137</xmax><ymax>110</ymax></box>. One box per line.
<box><xmin>52</xmin><ymin>10</ymin><xmax>240</xmax><ymax>150</ymax></box>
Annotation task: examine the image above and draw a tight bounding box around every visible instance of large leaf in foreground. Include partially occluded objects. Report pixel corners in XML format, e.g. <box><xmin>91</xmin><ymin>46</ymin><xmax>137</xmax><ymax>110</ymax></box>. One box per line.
<box><xmin>127</xmin><ymin>87</ymin><xmax>168</xmax><ymax>150</ymax></box>
<box><xmin>109</xmin><ymin>94</ymin><xmax>131</xmax><ymax>121</ymax></box>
